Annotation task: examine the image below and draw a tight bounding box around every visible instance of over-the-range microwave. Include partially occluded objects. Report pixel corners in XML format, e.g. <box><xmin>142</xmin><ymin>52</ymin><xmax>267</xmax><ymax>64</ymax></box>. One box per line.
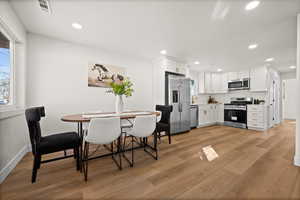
<box><xmin>228</xmin><ymin>78</ymin><xmax>250</xmax><ymax>91</ymax></box>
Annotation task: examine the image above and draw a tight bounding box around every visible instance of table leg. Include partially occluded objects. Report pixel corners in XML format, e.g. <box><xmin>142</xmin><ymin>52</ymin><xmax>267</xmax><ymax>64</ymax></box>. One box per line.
<box><xmin>78</xmin><ymin>122</ymin><xmax>83</xmax><ymax>172</ymax></box>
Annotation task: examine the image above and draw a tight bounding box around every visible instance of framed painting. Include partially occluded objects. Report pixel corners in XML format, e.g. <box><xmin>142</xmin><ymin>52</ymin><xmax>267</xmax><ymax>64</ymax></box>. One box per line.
<box><xmin>88</xmin><ymin>63</ymin><xmax>126</xmax><ymax>88</ymax></box>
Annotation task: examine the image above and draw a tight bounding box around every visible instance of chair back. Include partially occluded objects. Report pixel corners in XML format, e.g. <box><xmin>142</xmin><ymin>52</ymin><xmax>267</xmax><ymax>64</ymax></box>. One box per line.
<box><xmin>86</xmin><ymin>117</ymin><xmax>121</xmax><ymax>144</ymax></box>
<box><xmin>131</xmin><ymin>115</ymin><xmax>156</xmax><ymax>138</ymax></box>
<box><xmin>25</xmin><ymin>106</ymin><xmax>45</xmax><ymax>154</ymax></box>
<box><xmin>156</xmin><ymin>105</ymin><xmax>173</xmax><ymax>124</ymax></box>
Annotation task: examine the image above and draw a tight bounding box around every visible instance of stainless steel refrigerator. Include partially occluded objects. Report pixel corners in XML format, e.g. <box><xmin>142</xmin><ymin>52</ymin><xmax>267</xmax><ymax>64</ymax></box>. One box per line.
<box><xmin>167</xmin><ymin>76</ymin><xmax>191</xmax><ymax>134</ymax></box>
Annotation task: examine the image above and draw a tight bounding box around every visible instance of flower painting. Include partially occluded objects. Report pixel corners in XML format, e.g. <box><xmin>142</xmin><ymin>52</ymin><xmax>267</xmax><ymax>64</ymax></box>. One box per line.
<box><xmin>88</xmin><ymin>63</ymin><xmax>126</xmax><ymax>88</ymax></box>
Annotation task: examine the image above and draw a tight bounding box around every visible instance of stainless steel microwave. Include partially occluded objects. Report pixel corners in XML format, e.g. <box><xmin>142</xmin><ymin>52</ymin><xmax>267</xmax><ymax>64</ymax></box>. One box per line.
<box><xmin>228</xmin><ymin>78</ymin><xmax>250</xmax><ymax>91</ymax></box>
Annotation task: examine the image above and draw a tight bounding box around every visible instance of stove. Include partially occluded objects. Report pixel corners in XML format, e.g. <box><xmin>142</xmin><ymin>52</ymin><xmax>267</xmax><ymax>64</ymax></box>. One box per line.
<box><xmin>224</xmin><ymin>97</ymin><xmax>253</xmax><ymax>129</ymax></box>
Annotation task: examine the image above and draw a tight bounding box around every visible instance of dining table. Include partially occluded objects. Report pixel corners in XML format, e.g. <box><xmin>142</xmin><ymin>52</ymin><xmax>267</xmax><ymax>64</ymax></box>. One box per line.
<box><xmin>61</xmin><ymin>111</ymin><xmax>160</xmax><ymax>162</ymax></box>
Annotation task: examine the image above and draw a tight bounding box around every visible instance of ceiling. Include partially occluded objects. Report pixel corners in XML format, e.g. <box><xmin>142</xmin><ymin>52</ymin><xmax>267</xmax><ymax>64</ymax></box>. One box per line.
<box><xmin>10</xmin><ymin>0</ymin><xmax>300</xmax><ymax>73</ymax></box>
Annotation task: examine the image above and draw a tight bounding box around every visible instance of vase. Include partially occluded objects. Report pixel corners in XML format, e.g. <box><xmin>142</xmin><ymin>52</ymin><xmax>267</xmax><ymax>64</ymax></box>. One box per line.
<box><xmin>115</xmin><ymin>95</ymin><xmax>124</xmax><ymax>114</ymax></box>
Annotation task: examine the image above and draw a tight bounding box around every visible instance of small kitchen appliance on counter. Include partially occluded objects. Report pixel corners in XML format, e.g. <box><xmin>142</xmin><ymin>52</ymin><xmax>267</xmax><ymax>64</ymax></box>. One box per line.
<box><xmin>224</xmin><ymin>97</ymin><xmax>253</xmax><ymax>129</ymax></box>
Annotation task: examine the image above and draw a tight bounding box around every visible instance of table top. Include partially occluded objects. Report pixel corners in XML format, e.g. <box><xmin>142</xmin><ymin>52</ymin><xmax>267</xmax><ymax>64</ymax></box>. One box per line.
<box><xmin>61</xmin><ymin>111</ymin><xmax>160</xmax><ymax>123</ymax></box>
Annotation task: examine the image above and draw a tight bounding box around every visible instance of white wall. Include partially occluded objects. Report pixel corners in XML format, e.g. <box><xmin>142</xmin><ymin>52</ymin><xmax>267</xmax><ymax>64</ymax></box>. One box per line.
<box><xmin>294</xmin><ymin>14</ymin><xmax>300</xmax><ymax>167</ymax></box>
<box><xmin>0</xmin><ymin>1</ymin><xmax>28</xmax><ymax>183</ymax></box>
<box><xmin>281</xmin><ymin>71</ymin><xmax>296</xmax><ymax>80</ymax></box>
<box><xmin>27</xmin><ymin>33</ymin><xmax>154</xmax><ymax>135</ymax></box>
<box><xmin>282</xmin><ymin>79</ymin><xmax>297</xmax><ymax>120</ymax></box>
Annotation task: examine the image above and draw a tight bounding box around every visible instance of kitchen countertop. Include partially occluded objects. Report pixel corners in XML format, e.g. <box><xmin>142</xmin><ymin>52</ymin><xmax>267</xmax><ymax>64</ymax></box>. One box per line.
<box><xmin>191</xmin><ymin>103</ymin><xmax>223</xmax><ymax>106</ymax></box>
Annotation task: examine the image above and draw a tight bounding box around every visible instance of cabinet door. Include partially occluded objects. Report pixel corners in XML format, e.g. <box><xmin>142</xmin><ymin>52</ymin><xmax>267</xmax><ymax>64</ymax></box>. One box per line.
<box><xmin>199</xmin><ymin>106</ymin><xmax>209</xmax><ymax>125</ymax></box>
<box><xmin>250</xmin><ymin>67</ymin><xmax>268</xmax><ymax>92</ymax></box>
<box><xmin>213</xmin><ymin>105</ymin><xmax>218</xmax><ymax>123</ymax></box>
<box><xmin>198</xmin><ymin>72</ymin><xmax>205</xmax><ymax>94</ymax></box>
<box><xmin>239</xmin><ymin>70</ymin><xmax>250</xmax><ymax>79</ymax></box>
<box><xmin>227</xmin><ymin>72</ymin><xmax>238</xmax><ymax>81</ymax></box>
<box><xmin>207</xmin><ymin>105</ymin><xmax>216</xmax><ymax>123</ymax></box>
<box><xmin>217</xmin><ymin>104</ymin><xmax>224</xmax><ymax>123</ymax></box>
<box><xmin>221</xmin><ymin>73</ymin><xmax>228</xmax><ymax>92</ymax></box>
<box><xmin>205</xmin><ymin>72</ymin><xmax>212</xmax><ymax>93</ymax></box>
<box><xmin>211</xmin><ymin>73</ymin><xmax>220</xmax><ymax>93</ymax></box>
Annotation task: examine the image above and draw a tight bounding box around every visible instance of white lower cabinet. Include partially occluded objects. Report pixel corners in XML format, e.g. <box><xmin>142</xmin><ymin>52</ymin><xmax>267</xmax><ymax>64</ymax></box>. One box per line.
<box><xmin>217</xmin><ymin>104</ymin><xmax>224</xmax><ymax>124</ymax></box>
<box><xmin>198</xmin><ymin>104</ymin><xmax>224</xmax><ymax>127</ymax></box>
<box><xmin>247</xmin><ymin>105</ymin><xmax>268</xmax><ymax>131</ymax></box>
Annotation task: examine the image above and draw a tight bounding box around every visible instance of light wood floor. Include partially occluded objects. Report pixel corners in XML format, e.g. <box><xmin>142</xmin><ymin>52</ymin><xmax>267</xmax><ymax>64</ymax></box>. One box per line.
<box><xmin>1</xmin><ymin>121</ymin><xmax>300</xmax><ymax>200</ymax></box>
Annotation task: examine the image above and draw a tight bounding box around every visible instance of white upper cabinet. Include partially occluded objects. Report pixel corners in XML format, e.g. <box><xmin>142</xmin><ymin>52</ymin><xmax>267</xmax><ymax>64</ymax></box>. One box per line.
<box><xmin>227</xmin><ymin>72</ymin><xmax>238</xmax><ymax>81</ymax></box>
<box><xmin>211</xmin><ymin>73</ymin><xmax>219</xmax><ymax>93</ymax></box>
<box><xmin>198</xmin><ymin>72</ymin><xmax>205</xmax><ymax>94</ymax></box>
<box><xmin>205</xmin><ymin>72</ymin><xmax>212</xmax><ymax>93</ymax></box>
<box><xmin>211</xmin><ymin>73</ymin><xmax>228</xmax><ymax>93</ymax></box>
<box><xmin>198</xmin><ymin>72</ymin><xmax>228</xmax><ymax>94</ymax></box>
<box><xmin>228</xmin><ymin>70</ymin><xmax>249</xmax><ymax>81</ymax></box>
<box><xmin>238</xmin><ymin>70</ymin><xmax>250</xmax><ymax>79</ymax></box>
<box><xmin>221</xmin><ymin>73</ymin><xmax>228</xmax><ymax>92</ymax></box>
<box><xmin>250</xmin><ymin>67</ymin><xmax>268</xmax><ymax>92</ymax></box>
<box><xmin>196</xmin><ymin>67</ymin><xmax>269</xmax><ymax>94</ymax></box>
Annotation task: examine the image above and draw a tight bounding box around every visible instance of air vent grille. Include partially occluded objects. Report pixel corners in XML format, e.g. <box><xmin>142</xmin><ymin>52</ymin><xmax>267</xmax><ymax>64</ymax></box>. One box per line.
<box><xmin>38</xmin><ymin>0</ymin><xmax>51</xmax><ymax>13</ymax></box>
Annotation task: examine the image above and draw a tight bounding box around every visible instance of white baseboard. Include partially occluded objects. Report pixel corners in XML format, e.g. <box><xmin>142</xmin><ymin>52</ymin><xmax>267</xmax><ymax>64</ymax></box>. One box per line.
<box><xmin>294</xmin><ymin>155</ymin><xmax>300</xmax><ymax>167</ymax></box>
<box><xmin>0</xmin><ymin>144</ymin><xmax>30</xmax><ymax>184</ymax></box>
<box><xmin>198</xmin><ymin>122</ymin><xmax>215</xmax><ymax>128</ymax></box>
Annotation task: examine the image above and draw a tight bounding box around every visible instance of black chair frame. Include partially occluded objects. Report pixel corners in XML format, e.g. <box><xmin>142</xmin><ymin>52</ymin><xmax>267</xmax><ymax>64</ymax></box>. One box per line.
<box><xmin>122</xmin><ymin>131</ymin><xmax>158</xmax><ymax>167</ymax></box>
<box><xmin>25</xmin><ymin>106</ymin><xmax>81</xmax><ymax>183</ymax></box>
<box><xmin>156</xmin><ymin>105</ymin><xmax>173</xmax><ymax>144</ymax></box>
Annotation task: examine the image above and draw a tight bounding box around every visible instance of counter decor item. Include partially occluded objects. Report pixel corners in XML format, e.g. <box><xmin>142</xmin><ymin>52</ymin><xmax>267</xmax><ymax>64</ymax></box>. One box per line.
<box><xmin>208</xmin><ymin>96</ymin><xmax>218</xmax><ymax>104</ymax></box>
<box><xmin>107</xmin><ymin>78</ymin><xmax>134</xmax><ymax>113</ymax></box>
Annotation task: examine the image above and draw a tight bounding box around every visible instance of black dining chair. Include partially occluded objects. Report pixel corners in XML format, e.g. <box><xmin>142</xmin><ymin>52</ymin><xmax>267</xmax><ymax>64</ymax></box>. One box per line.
<box><xmin>155</xmin><ymin>105</ymin><xmax>173</xmax><ymax>144</ymax></box>
<box><xmin>25</xmin><ymin>106</ymin><xmax>81</xmax><ymax>183</ymax></box>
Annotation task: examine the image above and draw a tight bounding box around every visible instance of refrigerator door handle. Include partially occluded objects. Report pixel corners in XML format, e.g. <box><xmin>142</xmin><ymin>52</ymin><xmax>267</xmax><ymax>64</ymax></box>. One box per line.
<box><xmin>179</xmin><ymin>102</ymin><xmax>183</xmax><ymax>112</ymax></box>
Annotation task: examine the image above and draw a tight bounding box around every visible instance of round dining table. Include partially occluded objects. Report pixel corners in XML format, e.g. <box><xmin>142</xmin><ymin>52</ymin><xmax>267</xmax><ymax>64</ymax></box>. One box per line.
<box><xmin>61</xmin><ymin>111</ymin><xmax>160</xmax><ymax>137</ymax></box>
<box><xmin>61</xmin><ymin>111</ymin><xmax>161</xmax><ymax>162</ymax></box>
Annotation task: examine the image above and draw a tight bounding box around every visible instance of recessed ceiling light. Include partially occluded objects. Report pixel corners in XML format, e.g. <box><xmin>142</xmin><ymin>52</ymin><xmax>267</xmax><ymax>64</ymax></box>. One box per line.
<box><xmin>248</xmin><ymin>44</ymin><xmax>258</xmax><ymax>50</ymax></box>
<box><xmin>160</xmin><ymin>50</ymin><xmax>167</xmax><ymax>55</ymax></box>
<box><xmin>290</xmin><ymin>65</ymin><xmax>296</xmax><ymax>69</ymax></box>
<box><xmin>217</xmin><ymin>68</ymin><xmax>223</xmax><ymax>72</ymax></box>
<box><xmin>265</xmin><ymin>57</ymin><xmax>274</xmax><ymax>62</ymax></box>
<box><xmin>72</xmin><ymin>23</ymin><xmax>82</xmax><ymax>30</ymax></box>
<box><xmin>194</xmin><ymin>61</ymin><xmax>200</xmax><ymax>65</ymax></box>
<box><xmin>245</xmin><ymin>1</ymin><xmax>260</xmax><ymax>11</ymax></box>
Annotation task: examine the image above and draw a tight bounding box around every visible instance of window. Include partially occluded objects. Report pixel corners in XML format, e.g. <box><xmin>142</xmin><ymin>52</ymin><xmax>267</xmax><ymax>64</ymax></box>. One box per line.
<box><xmin>0</xmin><ymin>27</ymin><xmax>14</xmax><ymax>106</ymax></box>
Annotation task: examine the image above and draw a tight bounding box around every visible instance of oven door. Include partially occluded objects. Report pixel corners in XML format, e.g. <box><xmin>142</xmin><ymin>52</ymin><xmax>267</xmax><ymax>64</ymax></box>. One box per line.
<box><xmin>224</xmin><ymin>109</ymin><xmax>247</xmax><ymax>124</ymax></box>
<box><xmin>228</xmin><ymin>81</ymin><xmax>243</xmax><ymax>90</ymax></box>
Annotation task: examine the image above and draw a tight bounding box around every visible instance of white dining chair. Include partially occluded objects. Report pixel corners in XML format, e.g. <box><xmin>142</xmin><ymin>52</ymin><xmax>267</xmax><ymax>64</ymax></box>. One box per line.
<box><xmin>82</xmin><ymin>110</ymin><xmax>103</xmax><ymax>134</ymax></box>
<box><xmin>121</xmin><ymin>110</ymin><xmax>134</xmax><ymax>132</ymax></box>
<box><xmin>82</xmin><ymin>117</ymin><xmax>122</xmax><ymax>181</ymax></box>
<box><xmin>123</xmin><ymin>114</ymin><xmax>158</xmax><ymax>167</ymax></box>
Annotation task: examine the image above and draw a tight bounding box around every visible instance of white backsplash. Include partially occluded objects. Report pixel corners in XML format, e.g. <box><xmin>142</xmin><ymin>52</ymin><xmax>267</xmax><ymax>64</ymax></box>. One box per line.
<box><xmin>194</xmin><ymin>91</ymin><xmax>268</xmax><ymax>104</ymax></box>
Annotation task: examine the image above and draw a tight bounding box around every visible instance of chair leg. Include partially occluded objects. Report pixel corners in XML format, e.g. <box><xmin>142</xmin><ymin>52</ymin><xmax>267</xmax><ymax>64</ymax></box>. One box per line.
<box><xmin>158</xmin><ymin>132</ymin><xmax>161</xmax><ymax>143</ymax></box>
<box><xmin>121</xmin><ymin>134</ymin><xmax>134</xmax><ymax>167</ymax></box>
<box><xmin>168</xmin><ymin>131</ymin><xmax>171</xmax><ymax>144</ymax></box>
<box><xmin>75</xmin><ymin>147</ymin><xmax>80</xmax><ymax>171</ymax></box>
<box><xmin>73</xmin><ymin>148</ymin><xmax>76</xmax><ymax>159</ymax></box>
<box><xmin>154</xmin><ymin>131</ymin><xmax>159</xmax><ymax>160</ymax></box>
<box><xmin>118</xmin><ymin>137</ymin><xmax>122</xmax><ymax>170</ymax></box>
<box><xmin>37</xmin><ymin>154</ymin><xmax>41</xmax><ymax>169</ymax></box>
<box><xmin>131</xmin><ymin>136</ymin><xmax>134</xmax><ymax>166</ymax></box>
<box><xmin>31</xmin><ymin>155</ymin><xmax>39</xmax><ymax>183</ymax></box>
<box><xmin>83</xmin><ymin>142</ymin><xmax>89</xmax><ymax>182</ymax></box>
